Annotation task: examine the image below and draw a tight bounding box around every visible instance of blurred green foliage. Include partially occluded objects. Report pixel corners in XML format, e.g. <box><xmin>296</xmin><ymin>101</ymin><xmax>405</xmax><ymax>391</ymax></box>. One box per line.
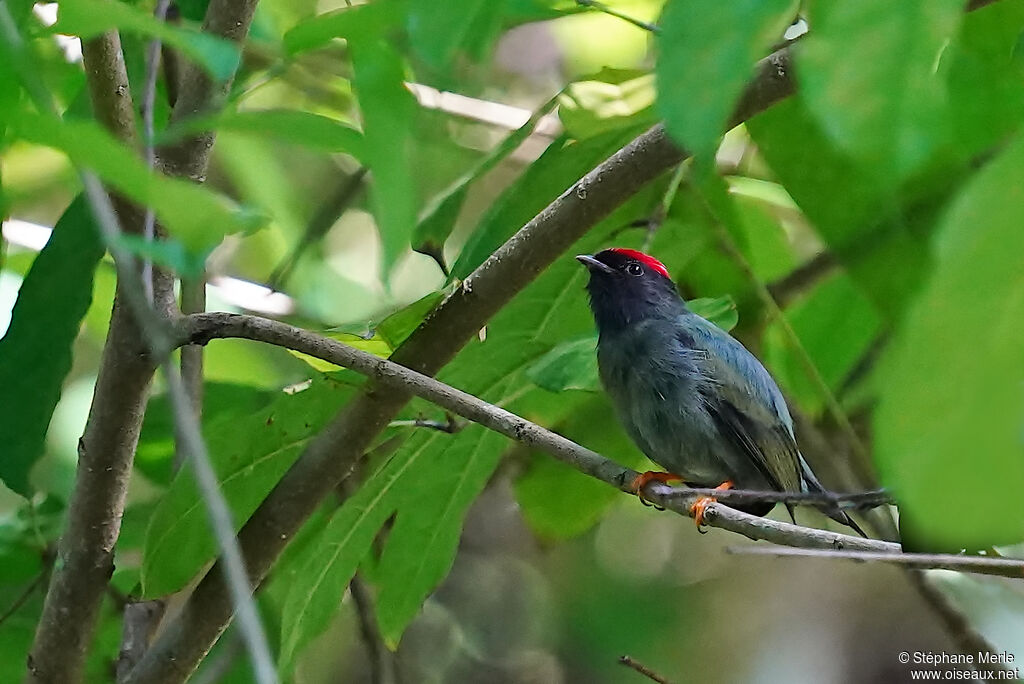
<box><xmin>1</xmin><ymin>0</ymin><xmax>1023</xmax><ymax>681</ymax></box>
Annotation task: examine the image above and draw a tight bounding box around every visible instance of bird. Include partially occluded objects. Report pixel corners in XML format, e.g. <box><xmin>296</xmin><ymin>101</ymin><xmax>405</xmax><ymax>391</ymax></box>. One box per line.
<box><xmin>577</xmin><ymin>247</ymin><xmax>865</xmax><ymax>535</ymax></box>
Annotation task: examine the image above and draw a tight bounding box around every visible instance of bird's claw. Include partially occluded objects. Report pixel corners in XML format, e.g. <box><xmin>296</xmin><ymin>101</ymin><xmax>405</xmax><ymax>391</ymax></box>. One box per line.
<box><xmin>688</xmin><ymin>480</ymin><xmax>733</xmax><ymax>530</ymax></box>
<box><xmin>629</xmin><ymin>471</ymin><xmax>683</xmax><ymax>511</ymax></box>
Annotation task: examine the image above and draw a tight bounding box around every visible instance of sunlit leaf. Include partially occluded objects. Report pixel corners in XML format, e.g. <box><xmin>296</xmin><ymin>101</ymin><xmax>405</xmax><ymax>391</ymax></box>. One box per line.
<box><xmin>0</xmin><ymin>196</ymin><xmax>103</xmax><ymax>497</ymax></box>
<box><xmin>559</xmin><ymin>69</ymin><xmax>655</xmax><ymax>140</ymax></box>
<box><xmin>10</xmin><ymin>113</ymin><xmax>264</xmax><ymax>251</ymax></box>
<box><xmin>283</xmin><ymin>0</ymin><xmax>403</xmax><ymax>55</ymax></box>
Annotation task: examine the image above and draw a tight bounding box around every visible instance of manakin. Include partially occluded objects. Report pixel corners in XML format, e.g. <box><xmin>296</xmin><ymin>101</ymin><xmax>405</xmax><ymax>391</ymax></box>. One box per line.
<box><xmin>578</xmin><ymin>248</ymin><xmax>864</xmax><ymax>535</ymax></box>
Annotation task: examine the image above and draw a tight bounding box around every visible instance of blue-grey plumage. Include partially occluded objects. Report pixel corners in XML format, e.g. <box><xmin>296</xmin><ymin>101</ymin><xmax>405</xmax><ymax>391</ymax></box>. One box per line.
<box><xmin>578</xmin><ymin>248</ymin><xmax>864</xmax><ymax>534</ymax></box>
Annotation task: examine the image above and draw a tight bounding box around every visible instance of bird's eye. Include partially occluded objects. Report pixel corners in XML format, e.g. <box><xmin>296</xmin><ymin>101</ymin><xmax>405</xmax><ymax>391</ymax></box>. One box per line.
<box><xmin>626</xmin><ymin>262</ymin><xmax>644</xmax><ymax>276</ymax></box>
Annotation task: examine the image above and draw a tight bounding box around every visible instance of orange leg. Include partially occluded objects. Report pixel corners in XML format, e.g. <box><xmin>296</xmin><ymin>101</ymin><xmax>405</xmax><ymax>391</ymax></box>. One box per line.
<box><xmin>629</xmin><ymin>471</ymin><xmax>684</xmax><ymax>508</ymax></box>
<box><xmin>690</xmin><ymin>481</ymin><xmax>733</xmax><ymax>529</ymax></box>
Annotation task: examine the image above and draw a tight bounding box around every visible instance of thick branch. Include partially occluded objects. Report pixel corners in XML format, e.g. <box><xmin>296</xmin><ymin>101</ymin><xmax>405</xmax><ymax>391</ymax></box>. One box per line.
<box><xmin>25</xmin><ymin>35</ymin><xmax>171</xmax><ymax>684</ymax></box>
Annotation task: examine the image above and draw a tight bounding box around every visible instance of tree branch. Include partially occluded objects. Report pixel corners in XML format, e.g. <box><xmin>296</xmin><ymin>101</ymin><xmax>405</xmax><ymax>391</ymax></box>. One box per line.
<box><xmin>725</xmin><ymin>546</ymin><xmax>1024</xmax><ymax>579</ymax></box>
<box><xmin>618</xmin><ymin>655</ymin><xmax>675</xmax><ymax>684</ymax></box>
<box><xmin>24</xmin><ymin>32</ymin><xmax>175</xmax><ymax>684</ymax></box>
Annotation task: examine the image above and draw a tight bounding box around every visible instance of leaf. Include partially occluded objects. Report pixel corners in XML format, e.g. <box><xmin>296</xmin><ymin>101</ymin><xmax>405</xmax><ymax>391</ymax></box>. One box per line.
<box><xmin>53</xmin><ymin>0</ymin><xmax>239</xmax><ymax>80</ymax></box>
<box><xmin>374</xmin><ymin>425</ymin><xmax>506</xmax><ymax>646</ymax></box>
<box><xmin>283</xmin><ymin>0</ymin><xmax>404</xmax><ymax>55</ymax></box>
<box><xmin>514</xmin><ymin>395</ymin><xmax>645</xmax><ymax>540</ymax></box>
<box><xmin>944</xmin><ymin>0</ymin><xmax>1024</xmax><ymax>160</ymax></box>
<box><xmin>559</xmin><ymin>69</ymin><xmax>656</xmax><ymax>141</ymax></box>
<box><xmin>376</xmin><ymin>290</ymin><xmax>446</xmax><ymax>348</ymax></box>
<box><xmin>135</xmin><ymin>383</ymin><xmax>278</xmax><ymax>486</ymax></box>
<box><xmin>162</xmin><ymin>110</ymin><xmax>365</xmax><ymax>158</ymax></box>
<box><xmin>0</xmin><ymin>196</ymin><xmax>103</xmax><ymax>497</ymax></box>
<box><xmin>10</xmin><ymin>113</ymin><xmax>264</xmax><ymax>252</ymax></box>
<box><xmin>406</xmin><ymin>0</ymin><xmax>505</xmax><ymax>76</ymax></box>
<box><xmin>874</xmin><ymin>132</ymin><xmax>1024</xmax><ymax>550</ymax></box>
<box><xmin>688</xmin><ymin>296</ymin><xmax>738</xmax><ymax>332</ymax></box>
<box><xmin>112</xmin><ymin>234</ymin><xmax>208</xmax><ymax>278</ymax></box>
<box><xmin>350</xmin><ymin>38</ymin><xmax>419</xmax><ymax>273</ymax></box>
<box><xmin>655</xmin><ymin>0</ymin><xmax>796</xmax><ymax>155</ymax></box>
<box><xmin>526</xmin><ymin>335</ymin><xmax>600</xmax><ymax>393</ymax></box>
<box><xmin>797</xmin><ymin>0</ymin><xmax>963</xmax><ymax>179</ymax></box>
<box><xmin>412</xmin><ymin>94</ymin><xmax>560</xmax><ymax>270</ymax></box>
<box><xmin>278</xmin><ymin>428</ymin><xmax>448</xmax><ymax>672</ymax></box>
<box><xmin>140</xmin><ymin>377</ymin><xmax>357</xmax><ymax>597</ymax></box>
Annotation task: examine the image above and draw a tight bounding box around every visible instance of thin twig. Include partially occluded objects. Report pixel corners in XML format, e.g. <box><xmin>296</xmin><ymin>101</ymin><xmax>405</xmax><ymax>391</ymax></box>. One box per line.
<box><xmin>766</xmin><ymin>251</ymin><xmax>839</xmax><ymax>307</ymax></box>
<box><xmin>0</xmin><ymin>570</ymin><xmax>47</xmax><ymax>629</ymax></box>
<box><xmin>658</xmin><ymin>487</ymin><xmax>892</xmax><ymax>509</ymax></box>
<box><xmin>141</xmin><ymin>0</ymin><xmax>173</xmax><ymax>302</ymax></box>
<box><xmin>576</xmin><ymin>0</ymin><xmax>660</xmax><ymax>33</ymax></box>
<box><xmin>349</xmin><ymin>575</ymin><xmax>398</xmax><ymax>684</ymax></box>
<box><xmin>618</xmin><ymin>655</ymin><xmax>675</xmax><ymax>684</ymax></box>
<box><xmin>725</xmin><ymin>546</ymin><xmax>1024</xmax><ymax>579</ymax></box>
<box><xmin>388</xmin><ymin>414</ymin><xmax>464</xmax><ymax>434</ymax></box>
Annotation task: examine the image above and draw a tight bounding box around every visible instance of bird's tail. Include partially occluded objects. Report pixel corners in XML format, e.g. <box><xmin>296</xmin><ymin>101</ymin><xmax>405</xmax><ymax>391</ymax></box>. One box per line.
<box><xmin>798</xmin><ymin>456</ymin><xmax>868</xmax><ymax>538</ymax></box>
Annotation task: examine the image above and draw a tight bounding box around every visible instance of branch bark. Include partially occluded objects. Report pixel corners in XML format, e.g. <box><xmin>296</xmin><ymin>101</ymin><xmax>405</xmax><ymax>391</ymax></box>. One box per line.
<box><xmin>25</xmin><ymin>34</ymin><xmax>175</xmax><ymax>684</ymax></box>
<box><xmin>26</xmin><ymin>0</ymin><xmax>262</xmax><ymax>679</ymax></box>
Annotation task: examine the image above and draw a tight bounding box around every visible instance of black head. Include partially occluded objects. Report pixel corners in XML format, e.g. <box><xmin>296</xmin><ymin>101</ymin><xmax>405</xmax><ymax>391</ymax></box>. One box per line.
<box><xmin>577</xmin><ymin>248</ymin><xmax>685</xmax><ymax>333</ymax></box>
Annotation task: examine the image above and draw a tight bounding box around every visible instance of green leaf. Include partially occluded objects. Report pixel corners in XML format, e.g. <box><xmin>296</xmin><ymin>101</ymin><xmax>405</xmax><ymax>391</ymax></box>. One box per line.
<box><xmin>559</xmin><ymin>68</ymin><xmax>656</xmax><ymax>141</ymax></box>
<box><xmin>283</xmin><ymin>0</ymin><xmax>403</xmax><ymax>55</ymax></box>
<box><xmin>874</xmin><ymin>132</ymin><xmax>1024</xmax><ymax>550</ymax></box>
<box><xmin>135</xmin><ymin>383</ymin><xmax>278</xmax><ymax>486</ymax></box>
<box><xmin>376</xmin><ymin>290</ymin><xmax>446</xmax><ymax>348</ymax></box>
<box><xmin>278</xmin><ymin>428</ymin><xmax>448</xmax><ymax>672</ymax></box>
<box><xmin>10</xmin><ymin>113</ymin><xmax>264</xmax><ymax>252</ymax></box>
<box><xmin>374</xmin><ymin>425</ymin><xmax>506</xmax><ymax>646</ymax></box>
<box><xmin>140</xmin><ymin>377</ymin><xmax>357</xmax><ymax>597</ymax></box>
<box><xmin>944</xmin><ymin>0</ymin><xmax>1024</xmax><ymax>160</ymax></box>
<box><xmin>407</xmin><ymin>0</ymin><xmax>505</xmax><ymax>76</ymax></box>
<box><xmin>762</xmin><ymin>273</ymin><xmax>881</xmax><ymax>417</ymax></box>
<box><xmin>515</xmin><ymin>396</ymin><xmax>645</xmax><ymax>540</ymax></box>
<box><xmin>688</xmin><ymin>296</ymin><xmax>738</xmax><ymax>332</ymax></box>
<box><xmin>412</xmin><ymin>94</ymin><xmax>560</xmax><ymax>271</ymax></box>
<box><xmin>112</xmin><ymin>234</ymin><xmax>208</xmax><ymax>278</ymax></box>
<box><xmin>655</xmin><ymin>0</ymin><xmax>796</xmax><ymax>155</ymax></box>
<box><xmin>526</xmin><ymin>335</ymin><xmax>600</xmax><ymax>393</ymax></box>
<box><xmin>350</xmin><ymin>39</ymin><xmax>418</xmax><ymax>273</ymax></box>
<box><xmin>0</xmin><ymin>196</ymin><xmax>103</xmax><ymax>497</ymax></box>
<box><xmin>797</xmin><ymin>0</ymin><xmax>963</xmax><ymax>179</ymax></box>
<box><xmin>53</xmin><ymin>0</ymin><xmax>239</xmax><ymax>80</ymax></box>
<box><xmin>162</xmin><ymin>109</ymin><xmax>365</xmax><ymax>158</ymax></box>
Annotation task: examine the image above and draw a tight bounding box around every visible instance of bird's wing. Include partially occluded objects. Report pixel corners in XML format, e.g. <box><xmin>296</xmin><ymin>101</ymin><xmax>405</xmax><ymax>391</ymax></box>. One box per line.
<box><xmin>680</xmin><ymin>314</ymin><xmax>803</xmax><ymax>492</ymax></box>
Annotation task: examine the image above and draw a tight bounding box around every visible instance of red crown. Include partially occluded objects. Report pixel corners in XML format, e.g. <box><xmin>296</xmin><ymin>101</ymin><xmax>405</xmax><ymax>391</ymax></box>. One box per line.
<box><xmin>609</xmin><ymin>248</ymin><xmax>670</xmax><ymax>279</ymax></box>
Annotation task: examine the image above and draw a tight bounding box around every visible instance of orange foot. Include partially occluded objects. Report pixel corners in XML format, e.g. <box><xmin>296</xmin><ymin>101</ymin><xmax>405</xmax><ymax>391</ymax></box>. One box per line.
<box><xmin>629</xmin><ymin>471</ymin><xmax>684</xmax><ymax>509</ymax></box>
<box><xmin>690</xmin><ymin>481</ymin><xmax>733</xmax><ymax>530</ymax></box>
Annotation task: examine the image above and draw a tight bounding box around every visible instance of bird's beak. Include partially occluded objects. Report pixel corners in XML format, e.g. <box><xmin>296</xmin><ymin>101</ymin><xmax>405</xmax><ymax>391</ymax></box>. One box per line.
<box><xmin>576</xmin><ymin>254</ymin><xmax>615</xmax><ymax>275</ymax></box>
